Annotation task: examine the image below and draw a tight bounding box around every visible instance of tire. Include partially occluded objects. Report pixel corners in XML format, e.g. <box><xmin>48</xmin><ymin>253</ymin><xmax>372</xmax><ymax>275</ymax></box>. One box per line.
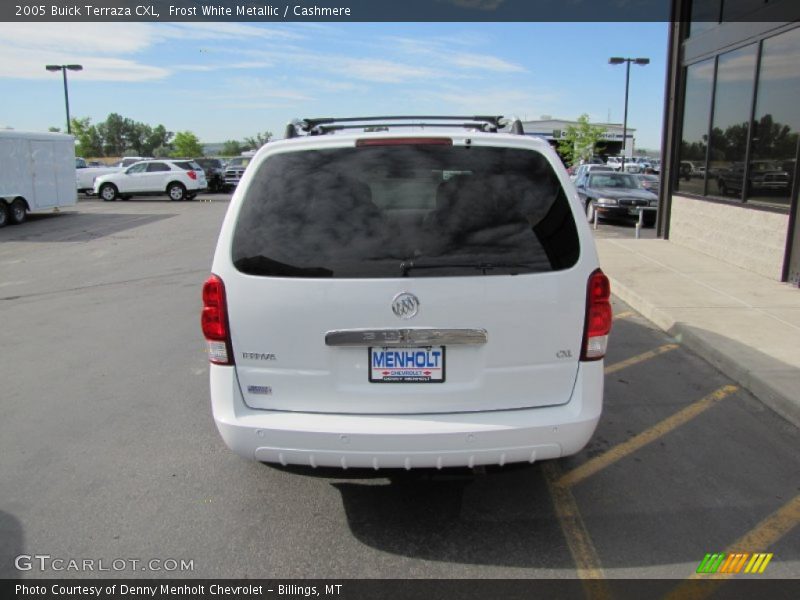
<box><xmin>586</xmin><ymin>200</ymin><xmax>596</xmax><ymax>223</ymax></box>
<box><xmin>0</xmin><ymin>203</ymin><xmax>8</xmax><ymax>228</ymax></box>
<box><xmin>99</xmin><ymin>183</ymin><xmax>118</xmax><ymax>202</ymax></box>
<box><xmin>167</xmin><ymin>182</ymin><xmax>186</xmax><ymax>201</ymax></box>
<box><xmin>9</xmin><ymin>199</ymin><xmax>27</xmax><ymax>224</ymax></box>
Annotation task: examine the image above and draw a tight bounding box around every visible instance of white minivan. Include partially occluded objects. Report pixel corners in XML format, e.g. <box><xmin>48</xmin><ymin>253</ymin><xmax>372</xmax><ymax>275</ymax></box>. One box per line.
<box><xmin>203</xmin><ymin>116</ymin><xmax>611</xmax><ymax>470</ymax></box>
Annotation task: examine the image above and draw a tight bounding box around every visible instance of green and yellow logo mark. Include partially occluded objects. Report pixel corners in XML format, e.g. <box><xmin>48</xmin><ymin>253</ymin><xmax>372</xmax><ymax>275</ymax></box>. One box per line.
<box><xmin>696</xmin><ymin>552</ymin><xmax>773</xmax><ymax>574</ymax></box>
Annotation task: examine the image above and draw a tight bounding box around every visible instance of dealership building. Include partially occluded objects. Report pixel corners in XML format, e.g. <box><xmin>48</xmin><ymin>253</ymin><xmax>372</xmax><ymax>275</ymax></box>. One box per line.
<box><xmin>521</xmin><ymin>118</ymin><xmax>638</xmax><ymax>158</ymax></box>
<box><xmin>660</xmin><ymin>0</ymin><xmax>800</xmax><ymax>284</ymax></box>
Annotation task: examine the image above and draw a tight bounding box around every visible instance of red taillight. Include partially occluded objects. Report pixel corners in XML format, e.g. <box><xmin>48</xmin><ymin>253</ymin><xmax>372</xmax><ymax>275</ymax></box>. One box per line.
<box><xmin>187</xmin><ymin>170</ymin><xmax>197</xmax><ymax>180</ymax></box>
<box><xmin>581</xmin><ymin>269</ymin><xmax>612</xmax><ymax>361</ymax></box>
<box><xmin>202</xmin><ymin>274</ymin><xmax>233</xmax><ymax>365</ymax></box>
<box><xmin>356</xmin><ymin>137</ymin><xmax>453</xmax><ymax>147</ymax></box>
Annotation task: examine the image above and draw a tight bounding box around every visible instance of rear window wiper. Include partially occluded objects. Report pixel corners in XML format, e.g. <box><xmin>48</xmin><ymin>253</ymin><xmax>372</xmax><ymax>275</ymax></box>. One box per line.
<box><xmin>400</xmin><ymin>259</ymin><xmax>535</xmax><ymax>276</ymax></box>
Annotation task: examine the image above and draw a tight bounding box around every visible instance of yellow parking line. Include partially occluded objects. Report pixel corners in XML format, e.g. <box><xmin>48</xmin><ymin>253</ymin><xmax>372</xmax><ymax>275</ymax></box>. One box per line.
<box><xmin>604</xmin><ymin>343</ymin><xmax>679</xmax><ymax>375</ymax></box>
<box><xmin>614</xmin><ymin>310</ymin><xmax>636</xmax><ymax>319</ymax></box>
<box><xmin>664</xmin><ymin>494</ymin><xmax>800</xmax><ymax>600</ymax></box>
<box><xmin>542</xmin><ymin>462</ymin><xmax>612</xmax><ymax>600</ymax></box>
<box><xmin>559</xmin><ymin>385</ymin><xmax>738</xmax><ymax>487</ymax></box>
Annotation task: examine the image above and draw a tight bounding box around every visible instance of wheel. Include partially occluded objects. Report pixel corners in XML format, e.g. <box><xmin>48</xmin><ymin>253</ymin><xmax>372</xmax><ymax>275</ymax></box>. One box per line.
<box><xmin>99</xmin><ymin>183</ymin><xmax>118</xmax><ymax>202</ymax></box>
<box><xmin>0</xmin><ymin>203</ymin><xmax>8</xmax><ymax>228</ymax></box>
<box><xmin>586</xmin><ymin>200</ymin><xmax>596</xmax><ymax>223</ymax></box>
<box><xmin>9</xmin><ymin>199</ymin><xmax>27</xmax><ymax>224</ymax></box>
<box><xmin>167</xmin><ymin>182</ymin><xmax>186</xmax><ymax>201</ymax></box>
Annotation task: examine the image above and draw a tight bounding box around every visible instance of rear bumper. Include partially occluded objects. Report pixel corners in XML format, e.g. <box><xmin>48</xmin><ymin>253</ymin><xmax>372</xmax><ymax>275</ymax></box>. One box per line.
<box><xmin>209</xmin><ymin>362</ymin><xmax>603</xmax><ymax>469</ymax></box>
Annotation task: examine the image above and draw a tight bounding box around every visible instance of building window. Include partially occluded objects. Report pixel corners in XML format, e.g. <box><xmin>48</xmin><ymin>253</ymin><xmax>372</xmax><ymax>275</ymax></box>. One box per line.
<box><xmin>747</xmin><ymin>27</ymin><xmax>800</xmax><ymax>208</ymax></box>
<box><xmin>708</xmin><ymin>44</ymin><xmax>757</xmax><ymax>200</ymax></box>
<box><xmin>677</xmin><ymin>58</ymin><xmax>715</xmax><ymax>195</ymax></box>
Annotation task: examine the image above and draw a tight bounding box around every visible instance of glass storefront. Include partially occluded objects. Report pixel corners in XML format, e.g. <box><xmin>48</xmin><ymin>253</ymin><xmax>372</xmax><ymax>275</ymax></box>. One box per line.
<box><xmin>708</xmin><ymin>44</ymin><xmax>757</xmax><ymax>199</ymax></box>
<box><xmin>748</xmin><ymin>27</ymin><xmax>800</xmax><ymax>208</ymax></box>
<box><xmin>677</xmin><ymin>26</ymin><xmax>800</xmax><ymax>211</ymax></box>
<box><xmin>677</xmin><ymin>59</ymin><xmax>714</xmax><ymax>195</ymax></box>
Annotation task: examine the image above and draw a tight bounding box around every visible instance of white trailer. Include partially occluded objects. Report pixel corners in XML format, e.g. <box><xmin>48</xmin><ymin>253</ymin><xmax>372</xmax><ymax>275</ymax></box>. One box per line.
<box><xmin>0</xmin><ymin>130</ymin><xmax>77</xmax><ymax>227</ymax></box>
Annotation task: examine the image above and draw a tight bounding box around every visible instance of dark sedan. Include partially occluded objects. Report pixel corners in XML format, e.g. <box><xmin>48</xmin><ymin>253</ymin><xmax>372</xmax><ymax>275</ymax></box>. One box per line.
<box><xmin>576</xmin><ymin>172</ymin><xmax>658</xmax><ymax>227</ymax></box>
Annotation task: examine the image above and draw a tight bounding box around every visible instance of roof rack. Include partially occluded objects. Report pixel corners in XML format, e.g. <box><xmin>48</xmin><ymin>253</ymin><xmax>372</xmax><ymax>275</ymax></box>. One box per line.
<box><xmin>284</xmin><ymin>116</ymin><xmax>525</xmax><ymax>138</ymax></box>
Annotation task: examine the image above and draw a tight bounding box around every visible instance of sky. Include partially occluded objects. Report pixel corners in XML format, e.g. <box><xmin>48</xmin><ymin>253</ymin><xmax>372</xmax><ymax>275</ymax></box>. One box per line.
<box><xmin>0</xmin><ymin>21</ymin><xmax>669</xmax><ymax>150</ymax></box>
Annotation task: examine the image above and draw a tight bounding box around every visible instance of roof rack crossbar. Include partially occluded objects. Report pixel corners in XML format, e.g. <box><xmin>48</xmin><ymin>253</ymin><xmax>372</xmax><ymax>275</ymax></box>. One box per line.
<box><xmin>312</xmin><ymin>122</ymin><xmax>499</xmax><ymax>135</ymax></box>
<box><xmin>301</xmin><ymin>115</ymin><xmax>504</xmax><ymax>132</ymax></box>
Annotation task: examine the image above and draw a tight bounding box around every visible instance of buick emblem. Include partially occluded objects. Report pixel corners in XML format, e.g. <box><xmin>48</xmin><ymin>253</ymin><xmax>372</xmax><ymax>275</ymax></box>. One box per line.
<box><xmin>392</xmin><ymin>292</ymin><xmax>419</xmax><ymax>319</ymax></box>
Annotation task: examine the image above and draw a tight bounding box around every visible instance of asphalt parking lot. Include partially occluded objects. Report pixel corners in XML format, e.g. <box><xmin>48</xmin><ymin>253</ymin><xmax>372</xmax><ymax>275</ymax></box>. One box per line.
<box><xmin>1</xmin><ymin>195</ymin><xmax>797</xmax><ymax>588</ymax></box>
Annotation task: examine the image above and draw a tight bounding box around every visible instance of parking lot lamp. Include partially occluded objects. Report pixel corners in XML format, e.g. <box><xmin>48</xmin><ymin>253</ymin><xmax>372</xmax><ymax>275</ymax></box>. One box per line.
<box><xmin>45</xmin><ymin>64</ymin><xmax>83</xmax><ymax>134</ymax></box>
<box><xmin>608</xmin><ymin>57</ymin><xmax>649</xmax><ymax>171</ymax></box>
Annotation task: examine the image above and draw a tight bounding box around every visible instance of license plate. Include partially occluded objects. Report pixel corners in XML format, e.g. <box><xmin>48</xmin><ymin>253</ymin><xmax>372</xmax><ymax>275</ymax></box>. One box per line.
<box><xmin>628</xmin><ymin>207</ymin><xmax>641</xmax><ymax>215</ymax></box>
<box><xmin>369</xmin><ymin>346</ymin><xmax>445</xmax><ymax>383</ymax></box>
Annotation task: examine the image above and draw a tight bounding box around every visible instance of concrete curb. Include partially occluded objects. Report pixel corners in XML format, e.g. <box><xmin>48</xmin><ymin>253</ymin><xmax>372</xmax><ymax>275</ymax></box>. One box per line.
<box><xmin>609</xmin><ymin>275</ymin><xmax>800</xmax><ymax>430</ymax></box>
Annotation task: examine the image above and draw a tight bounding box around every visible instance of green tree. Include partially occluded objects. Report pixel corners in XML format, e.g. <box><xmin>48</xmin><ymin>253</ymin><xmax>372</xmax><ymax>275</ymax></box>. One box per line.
<box><xmin>171</xmin><ymin>131</ymin><xmax>204</xmax><ymax>157</ymax></box>
<box><xmin>145</xmin><ymin>124</ymin><xmax>172</xmax><ymax>156</ymax></box>
<box><xmin>557</xmin><ymin>114</ymin><xmax>606</xmax><ymax>166</ymax></box>
<box><xmin>243</xmin><ymin>131</ymin><xmax>272</xmax><ymax>150</ymax></box>
<box><xmin>98</xmin><ymin>113</ymin><xmax>129</xmax><ymax>156</ymax></box>
<box><xmin>48</xmin><ymin>126</ymin><xmax>61</xmax><ymax>132</ymax></box>
<box><xmin>70</xmin><ymin>117</ymin><xmax>104</xmax><ymax>157</ymax></box>
<box><xmin>221</xmin><ymin>140</ymin><xmax>244</xmax><ymax>156</ymax></box>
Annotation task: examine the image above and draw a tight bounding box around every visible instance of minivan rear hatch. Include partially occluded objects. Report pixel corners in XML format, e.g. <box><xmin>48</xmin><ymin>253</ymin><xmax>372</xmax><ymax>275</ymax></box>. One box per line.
<box><xmin>225</xmin><ymin>138</ymin><xmax>585</xmax><ymax>415</ymax></box>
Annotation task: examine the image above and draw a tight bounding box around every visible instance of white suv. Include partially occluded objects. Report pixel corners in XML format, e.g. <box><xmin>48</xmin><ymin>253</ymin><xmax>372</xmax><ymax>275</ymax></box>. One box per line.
<box><xmin>203</xmin><ymin>116</ymin><xmax>611</xmax><ymax>470</ymax></box>
<box><xmin>94</xmin><ymin>159</ymin><xmax>207</xmax><ymax>201</ymax></box>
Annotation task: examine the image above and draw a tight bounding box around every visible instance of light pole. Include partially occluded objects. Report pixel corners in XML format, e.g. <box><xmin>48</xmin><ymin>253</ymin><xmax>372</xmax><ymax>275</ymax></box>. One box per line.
<box><xmin>45</xmin><ymin>64</ymin><xmax>83</xmax><ymax>134</ymax></box>
<box><xmin>608</xmin><ymin>57</ymin><xmax>649</xmax><ymax>172</ymax></box>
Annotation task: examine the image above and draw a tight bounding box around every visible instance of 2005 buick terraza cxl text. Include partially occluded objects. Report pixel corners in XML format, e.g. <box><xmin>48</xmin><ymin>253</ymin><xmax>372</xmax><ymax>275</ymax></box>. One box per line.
<box><xmin>201</xmin><ymin>116</ymin><xmax>612</xmax><ymax>471</ymax></box>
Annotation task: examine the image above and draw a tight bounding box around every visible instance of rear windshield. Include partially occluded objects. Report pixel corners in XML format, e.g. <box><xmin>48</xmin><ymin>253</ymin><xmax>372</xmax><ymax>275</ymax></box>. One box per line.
<box><xmin>231</xmin><ymin>144</ymin><xmax>579</xmax><ymax>278</ymax></box>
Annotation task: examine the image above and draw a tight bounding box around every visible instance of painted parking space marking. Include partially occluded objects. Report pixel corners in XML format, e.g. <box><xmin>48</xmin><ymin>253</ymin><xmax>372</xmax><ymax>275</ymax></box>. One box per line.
<box><xmin>665</xmin><ymin>493</ymin><xmax>800</xmax><ymax>599</ymax></box>
<box><xmin>542</xmin><ymin>461</ymin><xmax>612</xmax><ymax>600</ymax></box>
<box><xmin>613</xmin><ymin>310</ymin><xmax>636</xmax><ymax>320</ymax></box>
<box><xmin>604</xmin><ymin>343</ymin><xmax>679</xmax><ymax>375</ymax></box>
<box><xmin>559</xmin><ymin>385</ymin><xmax>739</xmax><ymax>487</ymax></box>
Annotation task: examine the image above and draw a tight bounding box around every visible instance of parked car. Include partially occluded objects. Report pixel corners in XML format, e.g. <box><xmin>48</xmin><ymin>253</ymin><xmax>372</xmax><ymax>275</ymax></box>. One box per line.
<box><xmin>636</xmin><ymin>173</ymin><xmax>661</xmax><ymax>196</ymax></box>
<box><xmin>114</xmin><ymin>156</ymin><xmax>154</xmax><ymax>168</ymax></box>
<box><xmin>223</xmin><ymin>155</ymin><xmax>253</xmax><ymax>190</ymax></box>
<box><xmin>193</xmin><ymin>157</ymin><xmax>226</xmax><ymax>192</ymax></box>
<box><xmin>572</xmin><ymin>163</ymin><xmax>614</xmax><ymax>182</ymax></box>
<box><xmin>76</xmin><ymin>156</ymin><xmax>158</xmax><ymax>195</ymax></box>
<box><xmin>576</xmin><ymin>171</ymin><xmax>658</xmax><ymax>227</ymax></box>
<box><xmin>93</xmin><ymin>159</ymin><xmax>207</xmax><ymax>201</ymax></box>
<box><xmin>202</xmin><ymin>116</ymin><xmax>611</xmax><ymax>470</ymax></box>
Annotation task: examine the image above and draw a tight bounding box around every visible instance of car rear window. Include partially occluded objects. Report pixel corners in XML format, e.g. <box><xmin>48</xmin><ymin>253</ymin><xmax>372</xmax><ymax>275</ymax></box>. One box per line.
<box><xmin>231</xmin><ymin>144</ymin><xmax>580</xmax><ymax>278</ymax></box>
